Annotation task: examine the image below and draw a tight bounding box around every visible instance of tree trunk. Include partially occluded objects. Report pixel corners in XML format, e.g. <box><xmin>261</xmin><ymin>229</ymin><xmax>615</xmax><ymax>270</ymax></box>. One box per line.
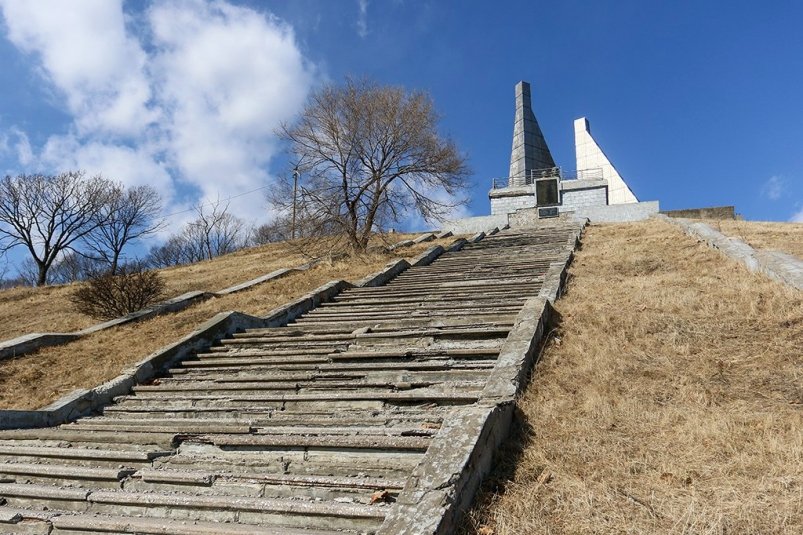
<box><xmin>110</xmin><ymin>251</ymin><xmax>120</xmax><ymax>276</ymax></box>
<box><xmin>36</xmin><ymin>262</ymin><xmax>48</xmax><ymax>287</ymax></box>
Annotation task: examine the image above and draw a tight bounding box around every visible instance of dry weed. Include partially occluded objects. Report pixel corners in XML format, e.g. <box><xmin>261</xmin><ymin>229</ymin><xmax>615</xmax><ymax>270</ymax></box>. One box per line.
<box><xmin>466</xmin><ymin>219</ymin><xmax>802</xmax><ymax>534</ymax></box>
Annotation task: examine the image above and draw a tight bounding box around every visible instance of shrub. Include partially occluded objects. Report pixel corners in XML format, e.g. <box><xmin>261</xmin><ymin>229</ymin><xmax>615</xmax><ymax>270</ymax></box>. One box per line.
<box><xmin>70</xmin><ymin>264</ymin><xmax>167</xmax><ymax>320</ymax></box>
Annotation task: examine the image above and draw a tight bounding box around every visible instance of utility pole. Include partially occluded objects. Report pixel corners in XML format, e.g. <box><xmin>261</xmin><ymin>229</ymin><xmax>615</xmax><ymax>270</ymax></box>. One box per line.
<box><xmin>292</xmin><ymin>167</ymin><xmax>299</xmax><ymax>240</ymax></box>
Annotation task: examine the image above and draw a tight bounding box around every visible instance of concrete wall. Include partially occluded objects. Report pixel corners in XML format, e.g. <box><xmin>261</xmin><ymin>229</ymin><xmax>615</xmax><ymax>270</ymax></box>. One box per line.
<box><xmin>661</xmin><ymin>206</ymin><xmax>736</xmax><ymax>220</ymax></box>
<box><xmin>441</xmin><ymin>214</ymin><xmax>509</xmax><ymax>234</ymax></box>
<box><xmin>561</xmin><ymin>186</ymin><xmax>607</xmax><ymax>211</ymax></box>
<box><xmin>563</xmin><ymin>200</ymin><xmax>660</xmax><ymax>223</ymax></box>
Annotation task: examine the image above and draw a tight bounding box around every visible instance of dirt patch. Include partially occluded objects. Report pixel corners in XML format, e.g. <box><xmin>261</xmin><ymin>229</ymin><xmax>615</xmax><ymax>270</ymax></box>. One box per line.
<box><xmin>465</xmin><ymin>219</ymin><xmax>802</xmax><ymax>534</ymax></box>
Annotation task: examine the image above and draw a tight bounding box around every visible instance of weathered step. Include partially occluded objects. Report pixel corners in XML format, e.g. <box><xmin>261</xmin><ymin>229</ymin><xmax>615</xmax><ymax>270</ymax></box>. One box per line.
<box><xmin>167</xmin><ymin>359</ymin><xmax>496</xmax><ymax>377</ymax></box>
<box><xmin>0</xmin><ymin>464</ymin><xmax>134</xmax><ymax>488</ymax></box>
<box><xmin>222</xmin><ymin>326</ymin><xmax>511</xmax><ymax>344</ymax></box>
<box><xmin>0</xmin><ymin>484</ymin><xmax>386</xmax><ymax>531</ymax></box>
<box><xmin>124</xmin><ymin>469</ymin><xmax>405</xmax><ymax>502</ymax></box>
<box><xmin>0</xmin><ymin>446</ymin><xmax>172</xmax><ymax>467</ymax></box>
<box><xmin>0</xmin><ymin>429</ymin><xmax>178</xmax><ymax>449</ymax></box>
<box><xmin>190</xmin><ymin>433</ymin><xmax>431</xmax><ymax>452</ymax></box>
<box><xmin>0</xmin><ymin>507</ymin><xmax>54</xmax><ymax>535</ymax></box>
<box><xmin>114</xmin><ymin>390</ymin><xmax>480</xmax><ymax>405</ymax></box>
<box><xmin>51</xmin><ymin>513</ymin><xmax>340</xmax><ymax>534</ymax></box>
<box><xmin>64</xmin><ymin>421</ymin><xmax>253</xmax><ymax>435</ymax></box>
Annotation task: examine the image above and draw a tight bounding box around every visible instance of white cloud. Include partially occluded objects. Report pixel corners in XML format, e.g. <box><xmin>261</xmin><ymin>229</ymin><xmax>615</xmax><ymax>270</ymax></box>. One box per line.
<box><xmin>790</xmin><ymin>206</ymin><xmax>803</xmax><ymax>223</ymax></box>
<box><xmin>0</xmin><ymin>0</ymin><xmax>156</xmax><ymax>137</ymax></box>
<box><xmin>40</xmin><ymin>135</ymin><xmax>173</xmax><ymax>193</ymax></box>
<box><xmin>0</xmin><ymin>0</ymin><xmax>316</xmax><ymax>223</ymax></box>
<box><xmin>148</xmin><ymin>0</ymin><xmax>314</xmax><ymax>205</ymax></box>
<box><xmin>356</xmin><ymin>0</ymin><xmax>369</xmax><ymax>38</ymax></box>
<box><xmin>0</xmin><ymin>127</ymin><xmax>32</xmax><ymax>166</ymax></box>
<box><xmin>761</xmin><ymin>175</ymin><xmax>784</xmax><ymax>201</ymax></box>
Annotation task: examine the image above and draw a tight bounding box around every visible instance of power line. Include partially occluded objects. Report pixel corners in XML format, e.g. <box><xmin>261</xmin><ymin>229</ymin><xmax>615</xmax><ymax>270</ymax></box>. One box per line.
<box><xmin>161</xmin><ymin>183</ymin><xmax>272</xmax><ymax>220</ymax></box>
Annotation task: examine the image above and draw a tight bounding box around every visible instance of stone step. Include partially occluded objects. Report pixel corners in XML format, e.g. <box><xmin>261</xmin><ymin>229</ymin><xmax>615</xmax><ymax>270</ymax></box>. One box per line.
<box><xmin>0</xmin><ymin>464</ymin><xmax>134</xmax><ymax>488</ymax></box>
<box><xmin>131</xmin><ymin>380</ymin><xmax>483</xmax><ymax>396</ymax></box>
<box><xmin>96</xmin><ymin>411</ymin><xmax>446</xmax><ymax>427</ymax></box>
<box><xmin>192</xmin><ymin>433</ymin><xmax>430</xmax><ymax>450</ymax></box>
<box><xmin>167</xmin><ymin>359</ymin><xmax>495</xmax><ymax>377</ymax></box>
<box><xmin>50</xmin><ymin>513</ymin><xmax>340</xmax><ymax>534</ymax></box>
<box><xmin>161</xmin><ymin>447</ymin><xmax>421</xmax><ymax>479</ymax></box>
<box><xmin>0</xmin><ymin>446</ymin><xmax>172</xmax><ymax>467</ymax></box>
<box><xmin>0</xmin><ymin>484</ymin><xmax>386</xmax><ymax>531</ymax></box>
<box><xmin>158</xmin><ymin>368</ymin><xmax>487</xmax><ymax>384</ymax></box>
<box><xmin>222</xmin><ymin>326</ymin><xmax>510</xmax><ymax>344</ymax></box>
<box><xmin>0</xmin><ymin>429</ymin><xmax>178</xmax><ymax>449</ymax></box>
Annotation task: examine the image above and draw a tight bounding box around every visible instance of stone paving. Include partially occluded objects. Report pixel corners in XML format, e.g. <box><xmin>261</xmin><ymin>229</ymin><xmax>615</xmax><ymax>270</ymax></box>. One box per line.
<box><xmin>0</xmin><ymin>224</ymin><xmax>581</xmax><ymax>534</ymax></box>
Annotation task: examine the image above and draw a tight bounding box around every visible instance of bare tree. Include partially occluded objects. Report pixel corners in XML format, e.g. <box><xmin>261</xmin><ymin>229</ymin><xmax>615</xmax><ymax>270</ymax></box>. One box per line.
<box><xmin>49</xmin><ymin>251</ymin><xmax>104</xmax><ymax>284</ymax></box>
<box><xmin>147</xmin><ymin>235</ymin><xmax>190</xmax><ymax>268</ymax></box>
<box><xmin>145</xmin><ymin>200</ymin><xmax>245</xmax><ymax>267</ymax></box>
<box><xmin>185</xmin><ymin>200</ymin><xmax>245</xmax><ymax>260</ymax></box>
<box><xmin>83</xmin><ymin>183</ymin><xmax>163</xmax><ymax>275</ymax></box>
<box><xmin>274</xmin><ymin>78</ymin><xmax>469</xmax><ymax>252</ymax></box>
<box><xmin>0</xmin><ymin>171</ymin><xmax>112</xmax><ymax>286</ymax></box>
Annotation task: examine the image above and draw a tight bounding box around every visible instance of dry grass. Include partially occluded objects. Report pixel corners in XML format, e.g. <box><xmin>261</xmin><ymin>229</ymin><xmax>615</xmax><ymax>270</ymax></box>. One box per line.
<box><xmin>0</xmin><ymin>232</ymin><xmax>425</xmax><ymax>342</ymax></box>
<box><xmin>0</xmin><ymin>235</ymin><xmax>456</xmax><ymax>410</ymax></box>
<box><xmin>703</xmin><ymin>219</ymin><xmax>803</xmax><ymax>259</ymax></box>
<box><xmin>466</xmin><ymin>219</ymin><xmax>802</xmax><ymax>534</ymax></box>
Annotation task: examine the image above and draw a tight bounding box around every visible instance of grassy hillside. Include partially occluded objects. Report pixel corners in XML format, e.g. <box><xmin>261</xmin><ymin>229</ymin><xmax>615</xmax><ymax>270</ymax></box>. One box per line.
<box><xmin>466</xmin><ymin>219</ymin><xmax>802</xmax><ymax>534</ymax></box>
<box><xmin>0</xmin><ymin>233</ymin><xmax>420</xmax><ymax>342</ymax></box>
<box><xmin>705</xmin><ymin>219</ymin><xmax>803</xmax><ymax>258</ymax></box>
<box><xmin>0</xmin><ymin>233</ymin><xmax>449</xmax><ymax>410</ymax></box>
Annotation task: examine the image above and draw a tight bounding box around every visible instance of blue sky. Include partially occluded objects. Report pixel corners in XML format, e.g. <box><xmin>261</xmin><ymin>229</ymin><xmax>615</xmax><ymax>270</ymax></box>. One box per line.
<box><xmin>0</xmin><ymin>0</ymin><xmax>801</xmax><ymax>272</ymax></box>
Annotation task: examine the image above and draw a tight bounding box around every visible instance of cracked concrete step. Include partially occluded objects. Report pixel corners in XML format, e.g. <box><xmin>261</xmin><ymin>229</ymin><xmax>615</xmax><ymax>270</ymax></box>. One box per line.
<box><xmin>125</xmin><ymin>470</ymin><xmax>405</xmax><ymax>503</ymax></box>
<box><xmin>222</xmin><ymin>326</ymin><xmax>511</xmax><ymax>344</ymax></box>
<box><xmin>238</xmin><ymin>320</ymin><xmax>515</xmax><ymax>337</ymax></box>
<box><xmin>95</xmin><ymin>410</ymin><xmax>447</xmax><ymax>427</ymax></box>
<box><xmin>166</xmin><ymin>359</ymin><xmax>496</xmax><ymax>377</ymax></box>
<box><xmin>0</xmin><ymin>429</ymin><xmax>180</xmax><ymax>449</ymax></box>
<box><xmin>0</xmin><ymin>464</ymin><xmax>134</xmax><ymax>489</ymax></box>
<box><xmin>176</xmin><ymin>354</ymin><xmax>499</xmax><ymax>370</ymax></box>
<box><xmin>156</xmin><ymin>368</ymin><xmax>490</xmax><ymax>385</ymax></box>
<box><xmin>50</xmin><ymin>513</ymin><xmax>341</xmax><ymax>534</ymax></box>
<box><xmin>193</xmin><ymin>346</ymin><xmax>501</xmax><ymax>361</ymax></box>
<box><xmin>63</xmin><ymin>421</ymin><xmax>253</xmax><ymax>434</ymax></box>
<box><xmin>277</xmin><ymin>317</ymin><xmax>517</xmax><ymax>331</ymax></box>
<box><xmin>189</xmin><ymin>434</ymin><xmax>430</xmax><ymax>451</ymax></box>
<box><xmin>131</xmin><ymin>380</ymin><xmax>484</xmax><ymax>397</ymax></box>
<box><xmin>0</xmin><ymin>484</ymin><xmax>387</xmax><ymax>531</ymax></box>
<box><xmin>0</xmin><ymin>446</ymin><xmax>172</xmax><ymax>467</ymax></box>
<box><xmin>160</xmin><ymin>450</ymin><xmax>421</xmax><ymax>479</ymax></box>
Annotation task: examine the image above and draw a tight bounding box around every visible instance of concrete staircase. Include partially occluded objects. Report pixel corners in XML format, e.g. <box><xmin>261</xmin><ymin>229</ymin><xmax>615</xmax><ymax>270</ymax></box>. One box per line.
<box><xmin>0</xmin><ymin>225</ymin><xmax>580</xmax><ymax>534</ymax></box>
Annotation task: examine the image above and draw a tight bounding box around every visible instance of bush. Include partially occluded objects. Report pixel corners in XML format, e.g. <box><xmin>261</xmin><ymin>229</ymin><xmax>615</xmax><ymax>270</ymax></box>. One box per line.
<box><xmin>70</xmin><ymin>264</ymin><xmax>167</xmax><ymax>320</ymax></box>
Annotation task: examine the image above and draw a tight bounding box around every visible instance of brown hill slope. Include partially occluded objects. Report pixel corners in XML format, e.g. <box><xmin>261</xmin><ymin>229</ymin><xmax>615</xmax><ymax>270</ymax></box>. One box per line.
<box><xmin>0</xmin><ymin>233</ymin><xmax>420</xmax><ymax>342</ymax></box>
<box><xmin>706</xmin><ymin>219</ymin><xmax>803</xmax><ymax>258</ymax></box>
<box><xmin>0</xmin><ymin>234</ymin><xmax>448</xmax><ymax>410</ymax></box>
<box><xmin>466</xmin><ymin>219</ymin><xmax>802</xmax><ymax>534</ymax></box>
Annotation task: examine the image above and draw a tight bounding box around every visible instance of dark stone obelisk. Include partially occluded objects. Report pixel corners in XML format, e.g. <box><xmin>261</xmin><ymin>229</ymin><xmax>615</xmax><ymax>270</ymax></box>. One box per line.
<box><xmin>508</xmin><ymin>81</ymin><xmax>555</xmax><ymax>186</ymax></box>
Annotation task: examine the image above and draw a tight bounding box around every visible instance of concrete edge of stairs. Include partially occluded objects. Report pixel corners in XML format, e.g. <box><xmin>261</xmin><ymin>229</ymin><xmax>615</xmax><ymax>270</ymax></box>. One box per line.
<box><xmin>376</xmin><ymin>220</ymin><xmax>586</xmax><ymax>534</ymax></box>
<box><xmin>657</xmin><ymin>214</ymin><xmax>803</xmax><ymax>290</ymax></box>
<box><xmin>0</xmin><ymin>235</ymin><xmax>481</xmax><ymax>431</ymax></box>
<box><xmin>0</xmin><ymin>260</ymin><xmax>319</xmax><ymax>363</ymax></box>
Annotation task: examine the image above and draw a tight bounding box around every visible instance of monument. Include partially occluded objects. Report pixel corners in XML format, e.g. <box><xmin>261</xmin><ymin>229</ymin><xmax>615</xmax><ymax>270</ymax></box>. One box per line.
<box><xmin>446</xmin><ymin>81</ymin><xmax>659</xmax><ymax>232</ymax></box>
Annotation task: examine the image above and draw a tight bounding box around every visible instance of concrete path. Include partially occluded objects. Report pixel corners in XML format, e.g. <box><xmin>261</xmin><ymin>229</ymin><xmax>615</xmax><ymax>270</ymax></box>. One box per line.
<box><xmin>0</xmin><ymin>224</ymin><xmax>581</xmax><ymax>534</ymax></box>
